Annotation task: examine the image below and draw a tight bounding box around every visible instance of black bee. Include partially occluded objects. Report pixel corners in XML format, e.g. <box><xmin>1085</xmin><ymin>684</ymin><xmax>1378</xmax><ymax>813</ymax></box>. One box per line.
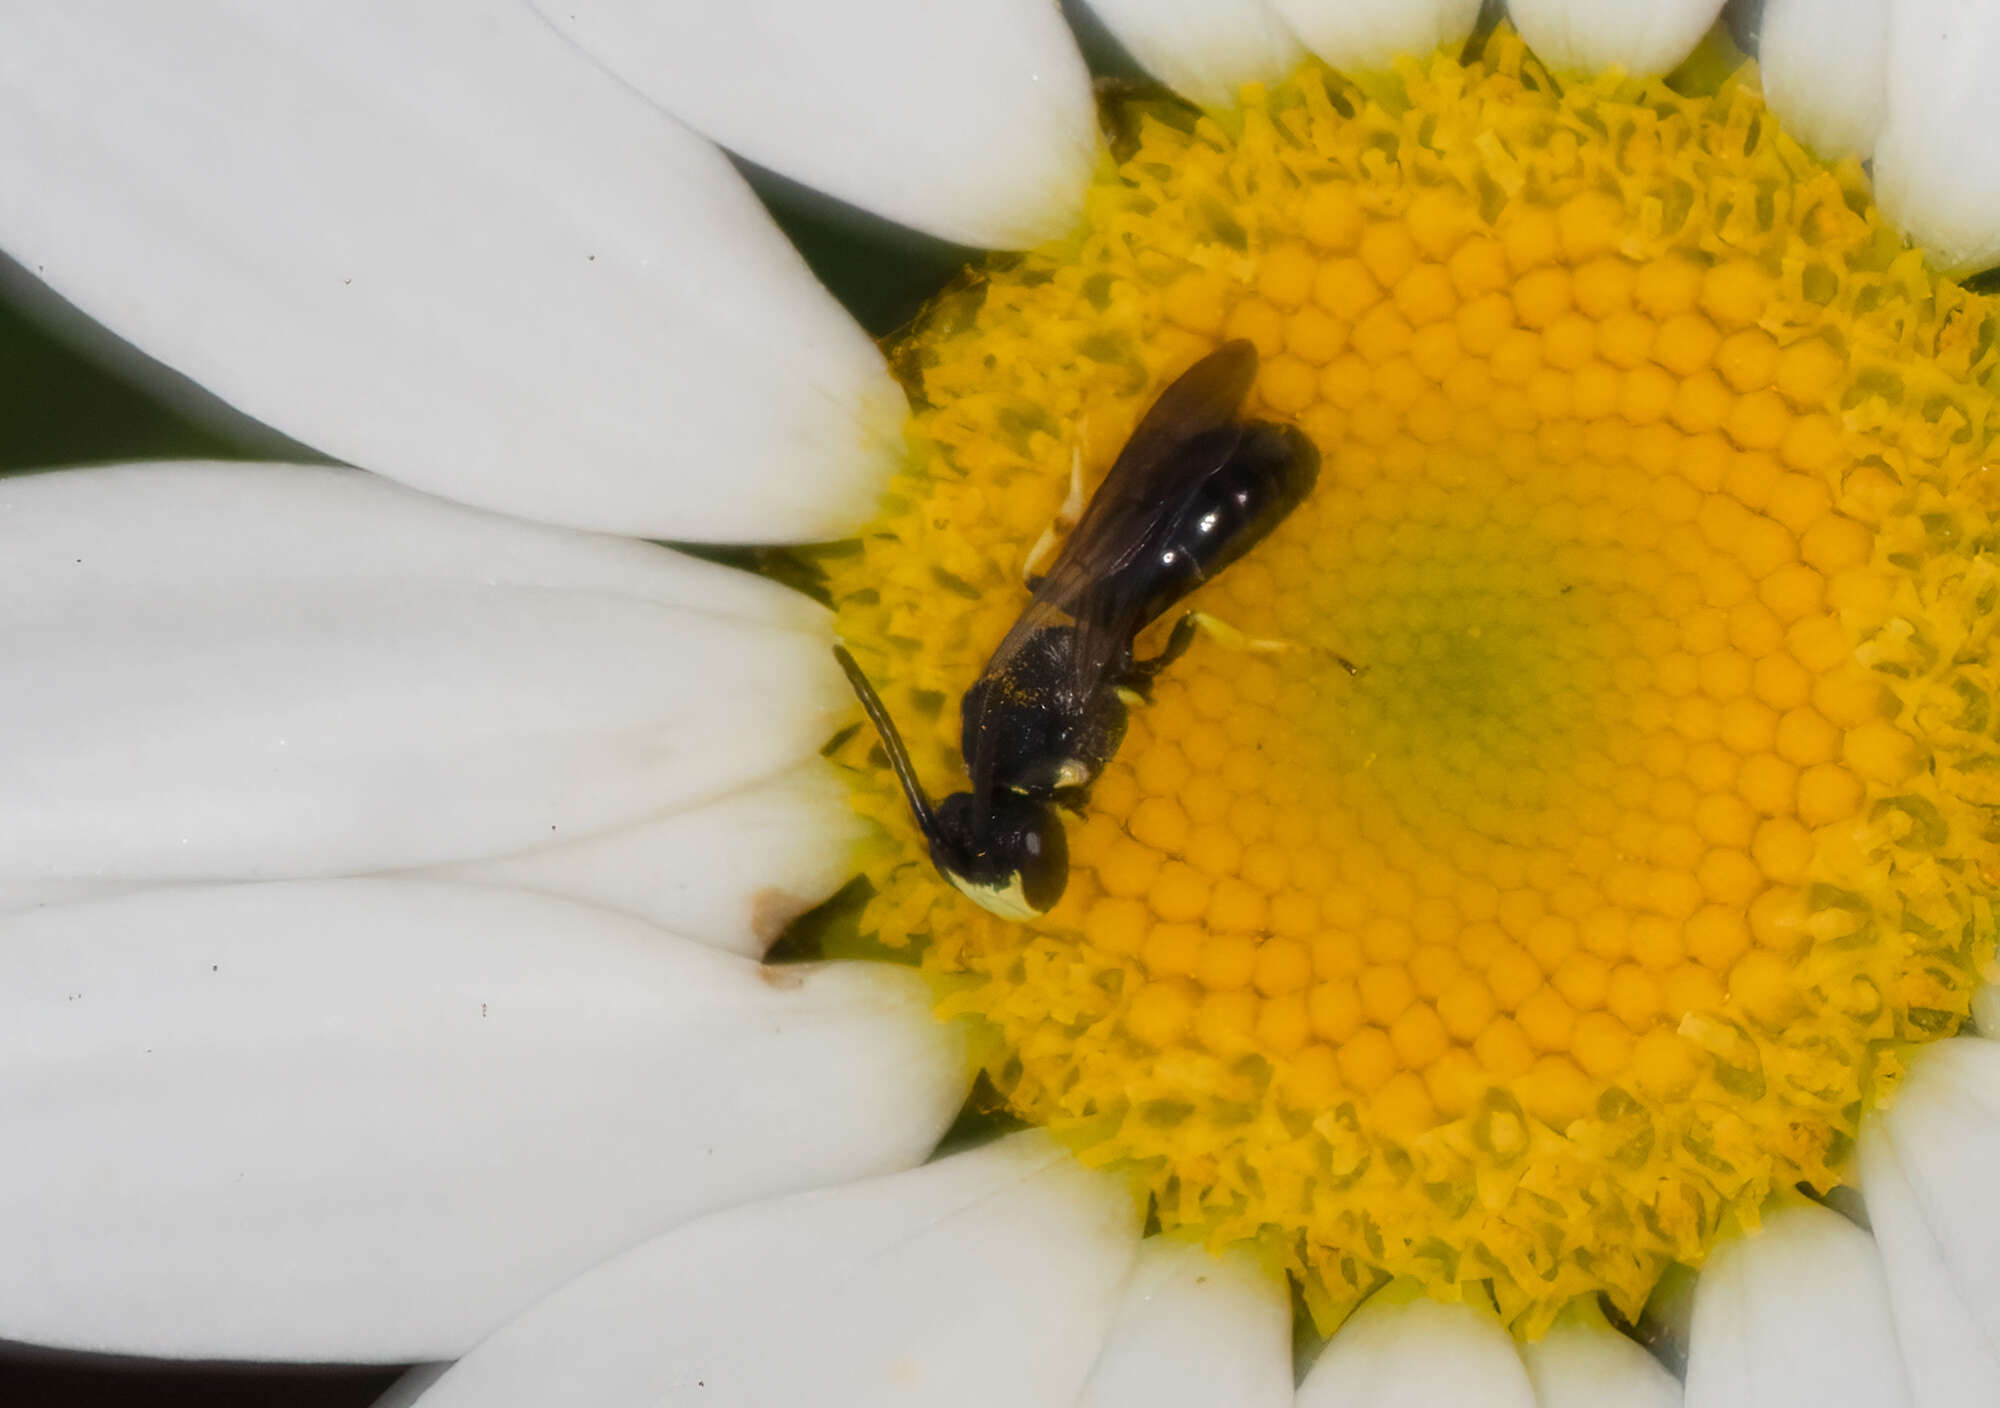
<box><xmin>835</xmin><ymin>340</ymin><xmax>1320</xmax><ymax>919</ymax></box>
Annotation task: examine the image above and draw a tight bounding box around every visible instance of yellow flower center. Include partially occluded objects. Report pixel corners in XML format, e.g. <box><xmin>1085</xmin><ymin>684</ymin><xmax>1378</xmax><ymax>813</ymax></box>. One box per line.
<box><xmin>827</xmin><ymin>34</ymin><xmax>1998</xmax><ymax>1335</ymax></box>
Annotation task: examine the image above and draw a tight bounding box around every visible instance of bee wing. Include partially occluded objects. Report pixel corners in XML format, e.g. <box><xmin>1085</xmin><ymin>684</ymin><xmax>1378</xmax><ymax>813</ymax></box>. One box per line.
<box><xmin>1011</xmin><ymin>339</ymin><xmax>1258</xmax><ymax>623</ymax></box>
<box><xmin>1098</xmin><ymin>340</ymin><xmax>1258</xmax><ymax>486</ymax></box>
<box><xmin>1022</xmin><ymin>338</ymin><xmax>1257</xmax><ymax>618</ymax></box>
<box><xmin>964</xmin><ymin>343</ymin><xmax>1260</xmax><ymax>789</ymax></box>
<box><xmin>1056</xmin><ymin>339</ymin><xmax>1260</xmax><ymax>582</ymax></box>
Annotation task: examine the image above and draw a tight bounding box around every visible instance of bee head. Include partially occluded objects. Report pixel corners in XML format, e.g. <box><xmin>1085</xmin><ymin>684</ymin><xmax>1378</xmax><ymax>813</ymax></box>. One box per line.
<box><xmin>932</xmin><ymin>792</ymin><xmax>1068</xmax><ymax>920</ymax></box>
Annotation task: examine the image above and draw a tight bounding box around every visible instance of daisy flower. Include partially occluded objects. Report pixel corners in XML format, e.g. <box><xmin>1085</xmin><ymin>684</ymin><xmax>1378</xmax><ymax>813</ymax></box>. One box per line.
<box><xmin>4</xmin><ymin>2</ymin><xmax>2000</xmax><ymax>1406</ymax></box>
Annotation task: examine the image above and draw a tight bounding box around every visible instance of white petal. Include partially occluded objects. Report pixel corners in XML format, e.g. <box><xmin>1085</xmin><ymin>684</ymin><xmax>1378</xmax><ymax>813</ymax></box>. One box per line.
<box><xmin>410</xmin><ymin>1132</ymin><xmax>1141</xmax><ymax>1408</ymax></box>
<box><xmin>1523</xmin><ymin>1316</ymin><xmax>1683</xmax><ymax>1408</ymax></box>
<box><xmin>426</xmin><ymin>761</ymin><xmax>864</xmax><ymax>957</ymax></box>
<box><xmin>1296</xmin><ymin>1293</ymin><xmax>1537</xmax><ymax>1408</ymax></box>
<box><xmin>3</xmin><ymin>462</ymin><xmax>824</xmax><ymax>629</ymax></box>
<box><xmin>1860</xmin><ymin>1036</ymin><xmax>2000</xmax><ymax>1407</ymax></box>
<box><xmin>1076</xmin><ymin>1241</ymin><xmax>1293</xmax><ymax>1408</ymax></box>
<box><xmin>1270</xmin><ymin>0</ymin><xmax>1483</xmax><ymax>72</ymax></box>
<box><xmin>0</xmin><ymin>880</ymin><xmax>970</xmax><ymax>1362</ymax></box>
<box><xmin>529</xmin><ymin>0</ymin><xmax>1097</xmax><ymax>250</ymax></box>
<box><xmin>1683</xmin><ymin>1201</ymin><xmax>1912</xmax><ymax>1408</ymax></box>
<box><xmin>1974</xmin><ymin>983</ymin><xmax>2000</xmax><ymax>1038</ymax></box>
<box><xmin>0</xmin><ymin>463</ymin><xmax>844</xmax><ymax>882</ymax></box>
<box><xmin>1081</xmin><ymin>0</ymin><xmax>1305</xmax><ymax>110</ymax></box>
<box><xmin>1508</xmin><ymin>0</ymin><xmax>1725</xmax><ymax>78</ymax></box>
<box><xmin>0</xmin><ymin>878</ymin><xmax>133</xmax><ymax>915</ymax></box>
<box><xmin>0</xmin><ymin>252</ymin><xmax>316</xmax><ymax>462</ymax></box>
<box><xmin>1757</xmin><ymin>0</ymin><xmax>1889</xmax><ymax>161</ymax></box>
<box><xmin>1860</xmin><ymin>1114</ymin><xmax>2000</xmax><ymax>1407</ymax></box>
<box><xmin>1875</xmin><ymin>0</ymin><xmax>2000</xmax><ymax>276</ymax></box>
<box><xmin>0</xmin><ymin>1</ymin><xmax>901</xmax><ymax>540</ymax></box>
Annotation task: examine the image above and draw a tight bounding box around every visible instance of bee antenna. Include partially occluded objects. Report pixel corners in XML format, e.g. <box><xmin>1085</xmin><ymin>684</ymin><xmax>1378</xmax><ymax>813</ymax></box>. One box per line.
<box><xmin>831</xmin><ymin>644</ymin><xmax>940</xmax><ymax>838</ymax></box>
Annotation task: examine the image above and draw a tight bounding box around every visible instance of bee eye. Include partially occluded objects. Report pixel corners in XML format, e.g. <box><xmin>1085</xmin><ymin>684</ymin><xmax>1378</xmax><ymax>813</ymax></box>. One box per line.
<box><xmin>1009</xmin><ymin>806</ymin><xmax>1068</xmax><ymax>914</ymax></box>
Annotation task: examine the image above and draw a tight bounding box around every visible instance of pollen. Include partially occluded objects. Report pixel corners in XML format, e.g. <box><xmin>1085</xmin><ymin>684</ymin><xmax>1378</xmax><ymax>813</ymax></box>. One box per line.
<box><xmin>827</xmin><ymin>31</ymin><xmax>2000</xmax><ymax>1336</ymax></box>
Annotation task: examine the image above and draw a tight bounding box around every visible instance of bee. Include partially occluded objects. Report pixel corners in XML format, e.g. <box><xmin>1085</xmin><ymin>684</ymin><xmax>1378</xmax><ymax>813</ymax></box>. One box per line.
<box><xmin>835</xmin><ymin>340</ymin><xmax>1320</xmax><ymax>919</ymax></box>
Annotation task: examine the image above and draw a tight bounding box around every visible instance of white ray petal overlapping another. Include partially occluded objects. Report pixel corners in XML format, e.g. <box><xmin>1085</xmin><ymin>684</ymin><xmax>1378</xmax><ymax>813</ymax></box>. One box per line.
<box><xmin>0</xmin><ymin>463</ymin><xmax>846</xmax><ymax>885</ymax></box>
<box><xmin>1759</xmin><ymin>0</ymin><xmax>2000</xmax><ymax>277</ymax></box>
<box><xmin>529</xmin><ymin>0</ymin><xmax>1099</xmax><ymax>250</ymax></box>
<box><xmin>1075</xmin><ymin>1241</ymin><xmax>1294</xmax><ymax>1408</ymax></box>
<box><xmin>1521</xmin><ymin>1306</ymin><xmax>1684</xmax><ymax>1408</ymax></box>
<box><xmin>1757</xmin><ymin>0</ymin><xmax>1889</xmax><ymax>161</ymax></box>
<box><xmin>1873</xmin><ymin>0</ymin><xmax>2000</xmax><ymax>277</ymax></box>
<box><xmin>1295</xmin><ymin>1293</ymin><xmax>1537</xmax><ymax>1408</ymax></box>
<box><xmin>405</xmin><ymin>1133</ymin><xmax>1142</xmax><ymax>1407</ymax></box>
<box><xmin>1684</xmin><ymin>1201</ymin><xmax>1912</xmax><ymax>1408</ymax></box>
<box><xmin>426</xmin><ymin>761</ymin><xmax>866</xmax><ymax>957</ymax></box>
<box><xmin>0</xmin><ymin>0</ymin><xmax>902</xmax><ymax>540</ymax></box>
<box><xmin>0</xmin><ymin>880</ymin><xmax>971</xmax><ymax>1362</ymax></box>
<box><xmin>1082</xmin><ymin>0</ymin><xmax>1304</xmax><ymax>110</ymax></box>
<box><xmin>1860</xmin><ymin>1037</ymin><xmax>2000</xmax><ymax>1408</ymax></box>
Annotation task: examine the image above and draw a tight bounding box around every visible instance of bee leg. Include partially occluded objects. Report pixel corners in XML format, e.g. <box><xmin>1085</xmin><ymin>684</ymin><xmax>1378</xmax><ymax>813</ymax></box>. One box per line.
<box><xmin>1185</xmin><ymin>611</ymin><xmax>1365</xmax><ymax>679</ymax></box>
<box><xmin>1185</xmin><ymin>610</ymin><xmax>1288</xmax><ymax>653</ymax></box>
<box><xmin>1021</xmin><ymin>443</ymin><xmax>1087</xmax><ymax>588</ymax></box>
<box><xmin>1124</xmin><ymin>611</ymin><xmax>1202</xmax><ymax>696</ymax></box>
